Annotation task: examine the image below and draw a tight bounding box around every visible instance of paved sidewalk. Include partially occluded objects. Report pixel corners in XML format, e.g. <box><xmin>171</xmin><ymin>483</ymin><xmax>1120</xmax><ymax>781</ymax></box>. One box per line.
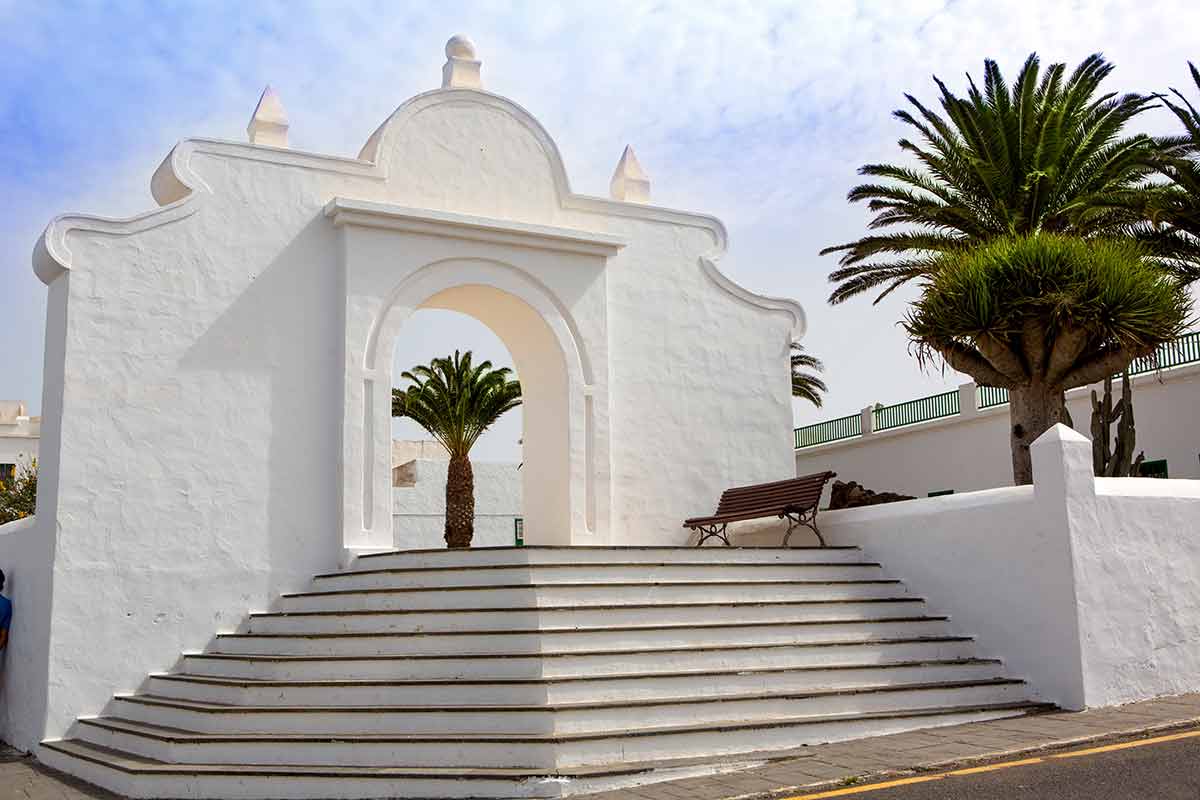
<box><xmin>588</xmin><ymin>693</ymin><xmax>1200</xmax><ymax>800</ymax></box>
<box><xmin>4</xmin><ymin>694</ymin><xmax>1200</xmax><ymax>799</ymax></box>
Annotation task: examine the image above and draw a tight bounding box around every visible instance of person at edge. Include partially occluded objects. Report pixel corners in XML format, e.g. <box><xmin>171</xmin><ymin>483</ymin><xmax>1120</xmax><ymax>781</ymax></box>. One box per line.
<box><xmin>0</xmin><ymin>569</ymin><xmax>10</xmax><ymax>652</ymax></box>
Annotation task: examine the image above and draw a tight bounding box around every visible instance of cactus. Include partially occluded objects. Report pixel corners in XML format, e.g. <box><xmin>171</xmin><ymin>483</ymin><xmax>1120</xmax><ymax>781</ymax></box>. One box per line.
<box><xmin>1090</xmin><ymin>369</ymin><xmax>1145</xmax><ymax>477</ymax></box>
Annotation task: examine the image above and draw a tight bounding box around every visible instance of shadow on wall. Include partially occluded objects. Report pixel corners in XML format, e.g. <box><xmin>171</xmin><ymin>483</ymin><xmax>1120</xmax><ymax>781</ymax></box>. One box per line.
<box><xmin>180</xmin><ymin>212</ymin><xmax>342</xmax><ymax>583</ymax></box>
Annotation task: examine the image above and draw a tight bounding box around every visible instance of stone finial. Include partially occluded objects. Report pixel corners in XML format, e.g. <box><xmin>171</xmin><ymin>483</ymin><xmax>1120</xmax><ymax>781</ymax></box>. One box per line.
<box><xmin>442</xmin><ymin>34</ymin><xmax>482</xmax><ymax>89</ymax></box>
<box><xmin>609</xmin><ymin>145</ymin><xmax>650</xmax><ymax>203</ymax></box>
<box><xmin>247</xmin><ymin>85</ymin><xmax>289</xmax><ymax>147</ymax></box>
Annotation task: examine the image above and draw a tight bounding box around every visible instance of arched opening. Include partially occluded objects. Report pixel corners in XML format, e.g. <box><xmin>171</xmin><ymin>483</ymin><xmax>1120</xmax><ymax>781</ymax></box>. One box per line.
<box><xmin>389</xmin><ymin>308</ymin><xmax>524</xmax><ymax>548</ymax></box>
<box><xmin>355</xmin><ymin>258</ymin><xmax>587</xmax><ymax>550</ymax></box>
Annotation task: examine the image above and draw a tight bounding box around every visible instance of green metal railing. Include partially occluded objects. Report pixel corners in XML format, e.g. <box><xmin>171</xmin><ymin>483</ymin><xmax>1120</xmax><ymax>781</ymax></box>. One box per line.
<box><xmin>873</xmin><ymin>389</ymin><xmax>960</xmax><ymax>432</ymax></box>
<box><xmin>794</xmin><ymin>413</ymin><xmax>861</xmax><ymax>449</ymax></box>
<box><xmin>1130</xmin><ymin>331</ymin><xmax>1200</xmax><ymax>376</ymax></box>
<box><xmin>795</xmin><ymin>330</ymin><xmax>1200</xmax><ymax>449</ymax></box>
<box><xmin>977</xmin><ymin>385</ymin><xmax>1010</xmax><ymax>409</ymax></box>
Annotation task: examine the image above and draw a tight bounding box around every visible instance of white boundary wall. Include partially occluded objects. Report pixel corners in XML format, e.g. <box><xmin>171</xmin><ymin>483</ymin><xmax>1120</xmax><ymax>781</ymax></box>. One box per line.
<box><xmin>393</xmin><ymin>459</ymin><xmax>522</xmax><ymax>550</ymax></box>
<box><xmin>745</xmin><ymin>425</ymin><xmax>1200</xmax><ymax>711</ymax></box>
<box><xmin>795</xmin><ymin>364</ymin><xmax>1200</xmax><ymax>499</ymax></box>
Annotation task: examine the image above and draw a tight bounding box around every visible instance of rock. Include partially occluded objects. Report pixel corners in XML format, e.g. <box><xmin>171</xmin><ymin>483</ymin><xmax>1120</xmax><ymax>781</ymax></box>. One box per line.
<box><xmin>828</xmin><ymin>480</ymin><xmax>915</xmax><ymax>510</ymax></box>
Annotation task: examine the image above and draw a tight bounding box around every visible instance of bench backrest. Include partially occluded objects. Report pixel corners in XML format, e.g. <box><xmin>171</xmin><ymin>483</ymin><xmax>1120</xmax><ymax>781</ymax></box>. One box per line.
<box><xmin>713</xmin><ymin>471</ymin><xmax>836</xmax><ymax>518</ymax></box>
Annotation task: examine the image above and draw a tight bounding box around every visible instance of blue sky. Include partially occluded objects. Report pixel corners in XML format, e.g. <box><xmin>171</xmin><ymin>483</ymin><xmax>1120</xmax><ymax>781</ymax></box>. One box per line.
<box><xmin>2</xmin><ymin>0</ymin><xmax>1198</xmax><ymax>461</ymax></box>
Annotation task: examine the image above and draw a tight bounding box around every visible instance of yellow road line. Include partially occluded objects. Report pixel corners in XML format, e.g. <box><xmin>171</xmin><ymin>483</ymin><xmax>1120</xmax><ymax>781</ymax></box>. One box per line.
<box><xmin>779</xmin><ymin>727</ymin><xmax>1200</xmax><ymax>799</ymax></box>
<box><xmin>781</xmin><ymin>775</ymin><xmax>944</xmax><ymax>799</ymax></box>
<box><xmin>946</xmin><ymin>756</ymin><xmax>1045</xmax><ymax>775</ymax></box>
<box><xmin>1050</xmin><ymin>728</ymin><xmax>1200</xmax><ymax>759</ymax></box>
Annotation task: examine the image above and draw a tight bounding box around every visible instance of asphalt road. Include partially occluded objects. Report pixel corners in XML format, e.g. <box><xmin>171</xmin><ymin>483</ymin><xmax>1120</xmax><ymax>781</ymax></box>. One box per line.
<box><xmin>839</xmin><ymin>734</ymin><xmax>1200</xmax><ymax>799</ymax></box>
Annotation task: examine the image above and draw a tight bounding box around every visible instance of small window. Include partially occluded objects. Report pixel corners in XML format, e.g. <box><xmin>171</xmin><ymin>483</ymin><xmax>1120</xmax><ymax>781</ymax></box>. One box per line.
<box><xmin>1140</xmin><ymin>459</ymin><xmax>1169</xmax><ymax>479</ymax></box>
<box><xmin>0</xmin><ymin>463</ymin><xmax>14</xmax><ymax>484</ymax></box>
<box><xmin>928</xmin><ymin>489</ymin><xmax>954</xmax><ymax>497</ymax></box>
<box><xmin>514</xmin><ymin>517</ymin><xmax>524</xmax><ymax>547</ymax></box>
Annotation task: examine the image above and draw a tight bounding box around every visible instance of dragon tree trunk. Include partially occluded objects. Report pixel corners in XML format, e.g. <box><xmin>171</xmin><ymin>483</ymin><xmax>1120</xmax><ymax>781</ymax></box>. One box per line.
<box><xmin>1008</xmin><ymin>383</ymin><xmax>1069</xmax><ymax>485</ymax></box>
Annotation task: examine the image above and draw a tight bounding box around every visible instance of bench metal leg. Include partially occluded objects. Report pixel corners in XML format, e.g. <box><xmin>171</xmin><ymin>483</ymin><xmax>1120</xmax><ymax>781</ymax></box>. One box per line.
<box><xmin>691</xmin><ymin>524</ymin><xmax>731</xmax><ymax>547</ymax></box>
<box><xmin>781</xmin><ymin>510</ymin><xmax>825</xmax><ymax>547</ymax></box>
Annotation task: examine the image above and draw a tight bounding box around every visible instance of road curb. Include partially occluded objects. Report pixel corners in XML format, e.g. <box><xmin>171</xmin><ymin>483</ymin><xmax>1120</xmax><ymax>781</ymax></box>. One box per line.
<box><xmin>718</xmin><ymin>714</ymin><xmax>1200</xmax><ymax>800</ymax></box>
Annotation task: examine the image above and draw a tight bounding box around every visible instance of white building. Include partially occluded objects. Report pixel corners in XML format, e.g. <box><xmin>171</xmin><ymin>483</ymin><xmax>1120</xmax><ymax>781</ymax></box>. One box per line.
<box><xmin>0</xmin><ymin>401</ymin><xmax>39</xmax><ymax>483</ymax></box>
<box><xmin>795</xmin><ymin>334</ymin><xmax>1200</xmax><ymax>499</ymax></box>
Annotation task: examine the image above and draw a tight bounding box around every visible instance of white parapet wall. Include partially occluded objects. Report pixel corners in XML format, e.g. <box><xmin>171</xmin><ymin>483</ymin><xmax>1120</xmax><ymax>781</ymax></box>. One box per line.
<box><xmin>795</xmin><ymin>361</ymin><xmax>1200</xmax><ymax>499</ymax></box>
<box><xmin>393</xmin><ymin>459</ymin><xmax>522</xmax><ymax>549</ymax></box>
<box><xmin>744</xmin><ymin>424</ymin><xmax>1200</xmax><ymax>711</ymax></box>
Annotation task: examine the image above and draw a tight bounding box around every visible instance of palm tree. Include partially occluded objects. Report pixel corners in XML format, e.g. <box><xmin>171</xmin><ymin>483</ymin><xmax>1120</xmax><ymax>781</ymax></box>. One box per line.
<box><xmin>822</xmin><ymin>53</ymin><xmax>1170</xmax><ymax>305</ymax></box>
<box><xmin>904</xmin><ymin>234</ymin><xmax>1190</xmax><ymax>483</ymax></box>
<box><xmin>1137</xmin><ymin>62</ymin><xmax>1200</xmax><ymax>283</ymax></box>
<box><xmin>392</xmin><ymin>351</ymin><xmax>522</xmax><ymax>548</ymax></box>
<box><xmin>790</xmin><ymin>343</ymin><xmax>827</xmax><ymax>407</ymax></box>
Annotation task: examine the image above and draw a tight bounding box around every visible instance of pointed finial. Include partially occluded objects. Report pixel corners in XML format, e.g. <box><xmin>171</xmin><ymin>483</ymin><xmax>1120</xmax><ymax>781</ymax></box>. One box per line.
<box><xmin>247</xmin><ymin>85</ymin><xmax>289</xmax><ymax>147</ymax></box>
<box><xmin>609</xmin><ymin>145</ymin><xmax>650</xmax><ymax>203</ymax></box>
<box><xmin>442</xmin><ymin>34</ymin><xmax>482</xmax><ymax>89</ymax></box>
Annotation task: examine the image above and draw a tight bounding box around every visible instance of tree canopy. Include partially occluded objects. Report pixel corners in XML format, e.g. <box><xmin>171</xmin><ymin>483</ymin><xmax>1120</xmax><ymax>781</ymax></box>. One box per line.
<box><xmin>823</xmin><ymin>53</ymin><xmax>1178</xmax><ymax>304</ymax></box>
<box><xmin>905</xmin><ymin>234</ymin><xmax>1191</xmax><ymax>390</ymax></box>
<box><xmin>391</xmin><ymin>350</ymin><xmax>522</xmax><ymax>458</ymax></box>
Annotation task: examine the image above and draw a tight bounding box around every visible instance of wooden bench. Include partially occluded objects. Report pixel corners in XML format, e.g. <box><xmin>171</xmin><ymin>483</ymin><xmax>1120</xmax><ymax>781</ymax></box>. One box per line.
<box><xmin>683</xmin><ymin>471</ymin><xmax>837</xmax><ymax>547</ymax></box>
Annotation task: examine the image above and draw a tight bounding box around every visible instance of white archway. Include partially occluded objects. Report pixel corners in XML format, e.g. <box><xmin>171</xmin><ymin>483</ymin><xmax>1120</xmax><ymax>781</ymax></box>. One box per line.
<box><xmin>347</xmin><ymin>256</ymin><xmax>603</xmax><ymax>551</ymax></box>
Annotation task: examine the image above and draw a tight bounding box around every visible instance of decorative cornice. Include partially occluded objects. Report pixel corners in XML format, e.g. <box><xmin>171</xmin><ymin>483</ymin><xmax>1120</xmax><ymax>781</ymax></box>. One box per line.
<box><xmin>700</xmin><ymin>257</ymin><xmax>807</xmax><ymax>339</ymax></box>
<box><xmin>324</xmin><ymin>198</ymin><xmax>626</xmax><ymax>257</ymax></box>
<box><xmin>33</xmin><ymin>85</ymin><xmax>782</xmax><ymax>328</ymax></box>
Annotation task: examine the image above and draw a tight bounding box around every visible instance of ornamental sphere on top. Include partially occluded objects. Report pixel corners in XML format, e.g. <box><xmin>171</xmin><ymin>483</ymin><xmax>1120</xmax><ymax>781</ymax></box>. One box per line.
<box><xmin>445</xmin><ymin>35</ymin><xmax>477</xmax><ymax>60</ymax></box>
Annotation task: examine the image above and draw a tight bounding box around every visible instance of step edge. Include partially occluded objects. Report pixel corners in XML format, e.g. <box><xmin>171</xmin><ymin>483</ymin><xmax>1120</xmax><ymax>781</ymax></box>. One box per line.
<box><xmin>151</xmin><ymin>658</ymin><xmax>1006</xmax><ymax>687</ymax></box>
<box><xmin>74</xmin><ymin>701</ymin><xmax>1053</xmax><ymax>744</ymax></box>
<box><xmin>192</xmin><ymin>634</ymin><xmax>978</xmax><ymax>659</ymax></box>
<box><xmin>112</xmin><ymin>678</ymin><xmax>1028</xmax><ymax>714</ymax></box>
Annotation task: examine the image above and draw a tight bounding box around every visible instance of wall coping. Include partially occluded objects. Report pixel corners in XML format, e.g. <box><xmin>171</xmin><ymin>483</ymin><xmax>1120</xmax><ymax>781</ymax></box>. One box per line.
<box><xmin>324</xmin><ymin>198</ymin><xmax>627</xmax><ymax>257</ymax></box>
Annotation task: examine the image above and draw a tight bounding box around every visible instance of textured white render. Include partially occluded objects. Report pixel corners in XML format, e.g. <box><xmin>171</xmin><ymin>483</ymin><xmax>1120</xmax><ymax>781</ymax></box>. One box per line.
<box><xmin>0</xmin><ymin>402</ymin><xmax>39</xmax><ymax>470</ymax></box>
<box><xmin>6</xmin><ymin>37</ymin><xmax>803</xmax><ymax>749</ymax></box>
<box><xmin>795</xmin><ymin>364</ymin><xmax>1200</xmax><ymax>499</ymax></box>
<box><xmin>393</xmin><ymin>459</ymin><xmax>522</xmax><ymax>549</ymax></box>
<box><xmin>746</xmin><ymin>424</ymin><xmax>1200</xmax><ymax>711</ymax></box>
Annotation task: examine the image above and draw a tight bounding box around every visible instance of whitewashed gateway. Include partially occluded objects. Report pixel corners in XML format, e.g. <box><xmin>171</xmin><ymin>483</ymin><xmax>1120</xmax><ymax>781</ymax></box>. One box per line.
<box><xmin>3</xmin><ymin>35</ymin><xmax>1197</xmax><ymax>800</ymax></box>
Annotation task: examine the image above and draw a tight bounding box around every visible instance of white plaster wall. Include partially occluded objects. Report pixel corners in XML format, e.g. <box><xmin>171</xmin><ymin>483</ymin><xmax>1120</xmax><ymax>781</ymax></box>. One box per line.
<box><xmin>0</xmin><ymin>516</ymin><xmax>53</xmax><ymax>750</ymax></box>
<box><xmin>21</xmin><ymin>76</ymin><xmax>803</xmax><ymax>744</ymax></box>
<box><xmin>393</xmin><ymin>459</ymin><xmax>522</xmax><ymax>550</ymax></box>
<box><xmin>735</xmin><ymin>484</ymin><xmax>1086</xmax><ymax>709</ymax></box>
<box><xmin>1073</xmin><ymin>479</ymin><xmax>1200</xmax><ymax>707</ymax></box>
<box><xmin>795</xmin><ymin>365</ymin><xmax>1200</xmax><ymax>499</ymax></box>
<box><xmin>754</xmin><ymin>426</ymin><xmax>1200</xmax><ymax>711</ymax></box>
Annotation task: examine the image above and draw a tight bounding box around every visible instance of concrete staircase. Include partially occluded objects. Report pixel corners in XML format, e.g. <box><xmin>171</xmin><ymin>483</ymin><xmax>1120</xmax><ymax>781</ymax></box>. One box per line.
<box><xmin>40</xmin><ymin>546</ymin><xmax>1048</xmax><ymax>798</ymax></box>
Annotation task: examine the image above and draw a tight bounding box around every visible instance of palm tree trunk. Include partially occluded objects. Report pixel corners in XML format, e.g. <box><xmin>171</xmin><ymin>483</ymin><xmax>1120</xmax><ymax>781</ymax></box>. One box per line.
<box><xmin>444</xmin><ymin>453</ymin><xmax>475</xmax><ymax>549</ymax></box>
<box><xmin>1008</xmin><ymin>384</ymin><xmax>1069</xmax><ymax>484</ymax></box>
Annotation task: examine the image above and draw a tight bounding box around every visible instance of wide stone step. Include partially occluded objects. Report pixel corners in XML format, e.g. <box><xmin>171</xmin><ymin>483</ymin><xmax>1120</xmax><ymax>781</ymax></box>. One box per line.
<box><xmin>182</xmin><ymin>636</ymin><xmax>980</xmax><ymax>681</ymax></box>
<box><xmin>37</xmin><ymin>739</ymin><xmax>601</xmax><ymax>800</ymax></box>
<box><xmin>348</xmin><ymin>546</ymin><xmax>867</xmax><ymax>571</ymax></box>
<box><xmin>243</xmin><ymin>601</ymin><xmax>930</xmax><ymax>635</ymax></box>
<box><xmin>104</xmin><ymin>679</ymin><xmax>1027</xmax><ymax>736</ymax></box>
<box><xmin>147</xmin><ymin>659</ymin><xmax>1007</xmax><ymax>706</ymax></box>
<box><xmin>71</xmin><ymin>696</ymin><xmax>1043</xmax><ymax>768</ymax></box>
<box><xmin>212</xmin><ymin>617</ymin><xmax>957</xmax><ymax>656</ymax></box>
<box><xmin>315</xmin><ymin>561</ymin><xmax>887</xmax><ymax>591</ymax></box>
<box><xmin>280</xmin><ymin>579</ymin><xmax>910</xmax><ymax>612</ymax></box>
